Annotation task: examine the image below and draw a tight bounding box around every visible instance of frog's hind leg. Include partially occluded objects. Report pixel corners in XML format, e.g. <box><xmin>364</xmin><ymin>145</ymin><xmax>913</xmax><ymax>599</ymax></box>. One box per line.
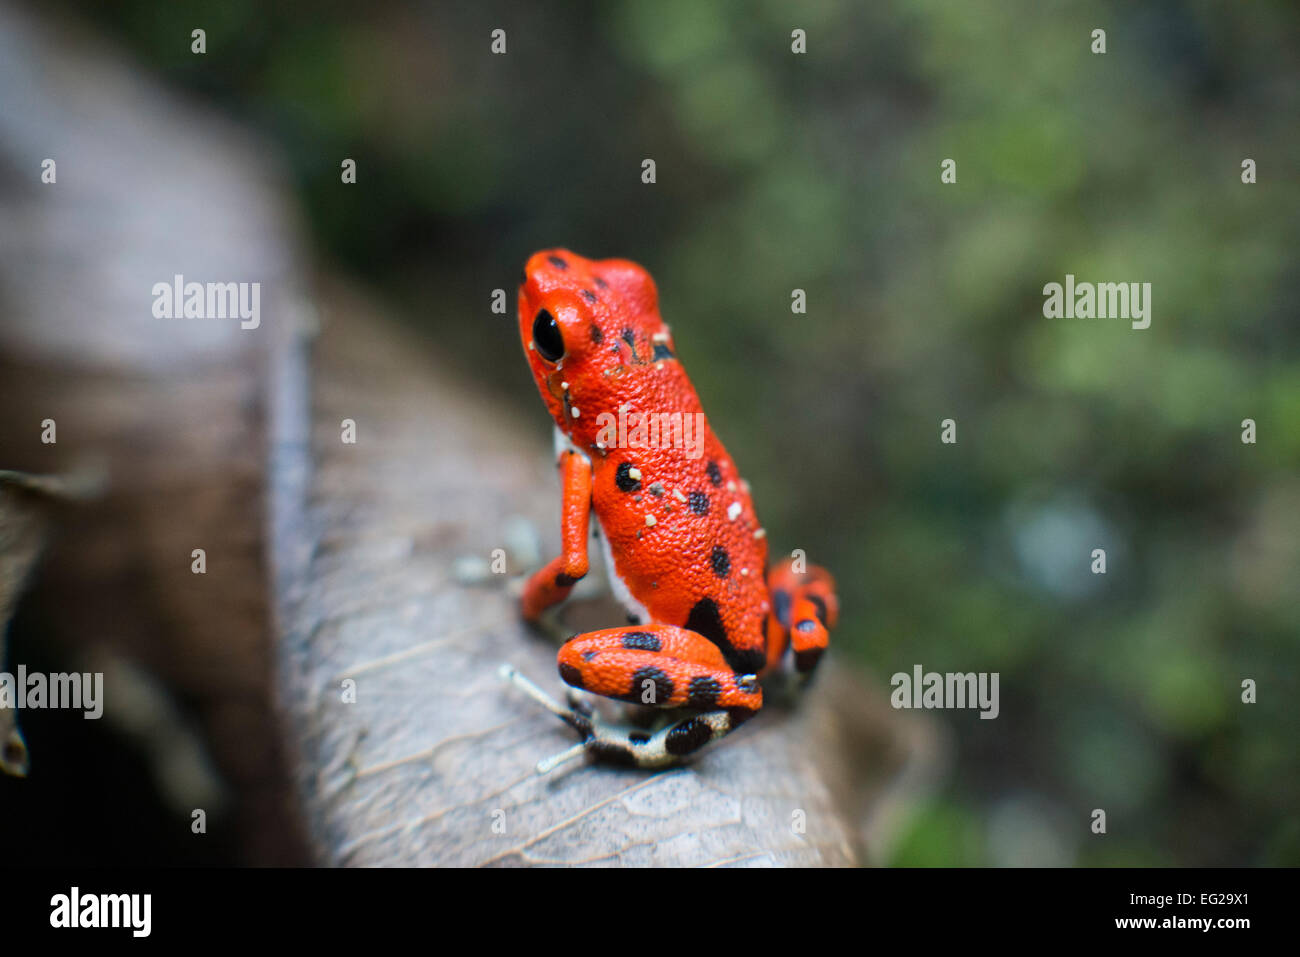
<box><xmin>501</xmin><ymin>662</ymin><xmax>724</xmax><ymax>772</ymax></box>
<box><xmin>585</xmin><ymin>710</ymin><xmax>739</xmax><ymax>770</ymax></box>
<box><xmin>561</xmin><ymin>624</ymin><xmax>763</xmax><ymax>767</ymax></box>
<box><xmin>503</xmin><ymin>624</ymin><xmax>763</xmax><ymax>771</ymax></box>
<box><xmin>767</xmin><ymin>558</ymin><xmax>839</xmax><ymax>676</ymax></box>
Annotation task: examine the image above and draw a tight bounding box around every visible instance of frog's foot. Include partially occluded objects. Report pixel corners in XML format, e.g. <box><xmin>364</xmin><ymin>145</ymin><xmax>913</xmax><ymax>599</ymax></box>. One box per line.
<box><xmin>501</xmin><ymin>622</ymin><xmax>762</xmax><ymax>770</ymax></box>
<box><xmin>767</xmin><ymin>558</ymin><xmax>838</xmax><ymax>676</ymax></box>
<box><xmin>499</xmin><ymin>663</ymin><xmax>596</xmax><ymax>771</ymax></box>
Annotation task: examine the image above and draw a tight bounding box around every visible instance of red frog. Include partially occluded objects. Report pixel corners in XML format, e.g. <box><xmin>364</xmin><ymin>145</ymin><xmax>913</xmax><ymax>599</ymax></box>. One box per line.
<box><xmin>503</xmin><ymin>249</ymin><xmax>838</xmax><ymax>770</ymax></box>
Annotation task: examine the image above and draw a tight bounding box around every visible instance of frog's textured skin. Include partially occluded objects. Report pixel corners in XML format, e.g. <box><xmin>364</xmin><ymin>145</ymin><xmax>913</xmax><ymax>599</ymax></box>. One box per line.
<box><xmin>509</xmin><ymin>249</ymin><xmax>838</xmax><ymax>769</ymax></box>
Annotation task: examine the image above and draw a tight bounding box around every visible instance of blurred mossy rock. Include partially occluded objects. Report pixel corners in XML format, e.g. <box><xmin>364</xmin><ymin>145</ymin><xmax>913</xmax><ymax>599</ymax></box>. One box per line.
<box><xmin>0</xmin><ymin>1</ymin><xmax>310</xmax><ymax>863</ymax></box>
<box><xmin>0</xmin><ymin>471</ymin><xmax>99</xmax><ymax>777</ymax></box>
<box><xmin>270</xmin><ymin>279</ymin><xmax>942</xmax><ymax>866</ymax></box>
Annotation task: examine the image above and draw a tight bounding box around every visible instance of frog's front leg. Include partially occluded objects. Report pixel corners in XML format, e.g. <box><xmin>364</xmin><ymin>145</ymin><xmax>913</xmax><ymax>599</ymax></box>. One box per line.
<box><xmin>504</xmin><ymin>623</ymin><xmax>762</xmax><ymax>770</ymax></box>
<box><xmin>521</xmin><ymin>448</ymin><xmax>591</xmax><ymax>621</ymax></box>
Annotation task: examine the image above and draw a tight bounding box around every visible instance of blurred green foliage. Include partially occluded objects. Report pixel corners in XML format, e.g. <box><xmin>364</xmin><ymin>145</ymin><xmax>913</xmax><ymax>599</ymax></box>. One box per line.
<box><xmin>73</xmin><ymin>0</ymin><xmax>1300</xmax><ymax>865</ymax></box>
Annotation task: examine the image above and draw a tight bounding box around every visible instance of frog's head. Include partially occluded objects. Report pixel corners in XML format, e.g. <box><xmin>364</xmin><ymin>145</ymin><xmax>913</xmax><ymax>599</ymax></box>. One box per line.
<box><xmin>519</xmin><ymin>249</ymin><xmax>681</xmax><ymax>445</ymax></box>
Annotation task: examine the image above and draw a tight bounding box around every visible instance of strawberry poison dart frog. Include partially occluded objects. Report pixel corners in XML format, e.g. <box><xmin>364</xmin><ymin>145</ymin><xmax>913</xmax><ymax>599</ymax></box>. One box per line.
<box><xmin>504</xmin><ymin>250</ymin><xmax>838</xmax><ymax>771</ymax></box>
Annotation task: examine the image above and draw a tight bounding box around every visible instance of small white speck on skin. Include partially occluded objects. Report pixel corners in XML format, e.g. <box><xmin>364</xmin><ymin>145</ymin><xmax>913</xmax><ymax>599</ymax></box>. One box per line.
<box><xmin>561</xmin><ymin>381</ymin><xmax>569</xmax><ymax>389</ymax></box>
<box><xmin>672</xmin><ymin>489</ymin><xmax>687</xmax><ymax>503</ymax></box>
<box><xmin>528</xmin><ymin>341</ymin><xmax>535</xmax><ymax>350</ymax></box>
<box><xmin>727</xmin><ymin>481</ymin><xmax>736</xmax><ymax>492</ymax></box>
<box><xmin>655</xmin><ymin>361</ymin><xmax>664</xmax><ymax>370</ymax></box>
<box><xmin>645</xmin><ymin>514</ymin><xmax>656</xmax><ymax>527</ymax></box>
<box><xmin>740</xmin><ymin>479</ymin><xmax>751</xmax><ymax>494</ymax></box>
<box><xmin>652</xmin><ymin>331</ymin><xmax>670</xmax><ymax>342</ymax></box>
<box><xmin>754</xmin><ymin>527</ymin><xmax>767</xmax><ymax>539</ymax></box>
<box><xmin>596</xmin><ymin>440</ymin><xmax>606</xmax><ymax>449</ymax></box>
<box><xmin>628</xmin><ymin>466</ymin><xmax>642</xmax><ymax>481</ymax></box>
<box><xmin>727</xmin><ymin>502</ymin><xmax>742</xmax><ymax>521</ymax></box>
<box><xmin>571</xmin><ymin>407</ymin><xmax>581</xmax><ymax>418</ymax></box>
<box><xmin>740</xmin><ymin>568</ymin><xmax>749</xmax><ymax>576</ymax></box>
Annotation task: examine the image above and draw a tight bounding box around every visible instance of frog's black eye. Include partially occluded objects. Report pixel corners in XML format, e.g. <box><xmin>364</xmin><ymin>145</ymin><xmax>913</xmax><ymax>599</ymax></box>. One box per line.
<box><xmin>533</xmin><ymin>309</ymin><xmax>565</xmax><ymax>362</ymax></box>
